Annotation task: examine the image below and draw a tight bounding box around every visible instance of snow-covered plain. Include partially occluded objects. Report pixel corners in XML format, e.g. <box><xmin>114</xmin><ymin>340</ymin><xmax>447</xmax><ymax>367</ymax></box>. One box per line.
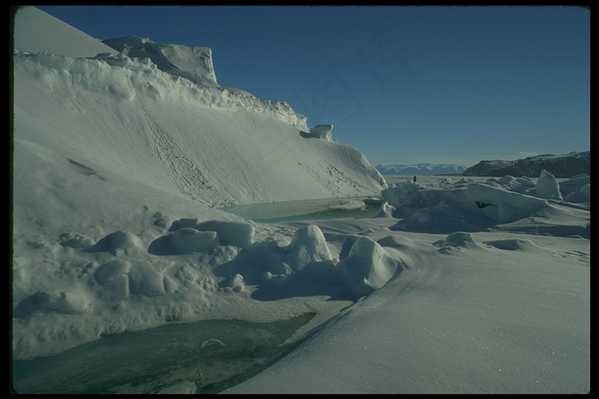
<box><xmin>12</xmin><ymin>7</ymin><xmax>589</xmax><ymax>394</ymax></box>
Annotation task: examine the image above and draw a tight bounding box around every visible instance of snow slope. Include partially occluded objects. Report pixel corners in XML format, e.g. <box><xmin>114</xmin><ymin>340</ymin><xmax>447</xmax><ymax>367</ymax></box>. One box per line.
<box><xmin>13</xmin><ymin>7</ymin><xmax>116</xmax><ymax>57</ymax></box>
<box><xmin>229</xmin><ymin>227</ymin><xmax>590</xmax><ymax>394</ymax></box>
<box><xmin>14</xmin><ymin>52</ymin><xmax>384</xmax><ymax>207</ymax></box>
<box><xmin>12</xmin><ymin>7</ymin><xmax>385</xmax><ymax>359</ymax></box>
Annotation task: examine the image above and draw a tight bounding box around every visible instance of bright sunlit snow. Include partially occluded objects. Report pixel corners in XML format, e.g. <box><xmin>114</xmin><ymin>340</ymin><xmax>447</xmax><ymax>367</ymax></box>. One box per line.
<box><xmin>12</xmin><ymin>6</ymin><xmax>589</xmax><ymax>395</ymax></box>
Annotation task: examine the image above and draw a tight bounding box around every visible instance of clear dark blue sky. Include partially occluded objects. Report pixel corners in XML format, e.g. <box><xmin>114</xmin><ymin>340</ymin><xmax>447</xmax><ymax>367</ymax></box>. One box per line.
<box><xmin>40</xmin><ymin>6</ymin><xmax>589</xmax><ymax>166</ymax></box>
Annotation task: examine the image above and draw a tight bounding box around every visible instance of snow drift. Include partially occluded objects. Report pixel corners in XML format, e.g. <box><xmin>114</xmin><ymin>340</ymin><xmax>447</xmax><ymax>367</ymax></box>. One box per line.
<box><xmin>12</xmin><ymin>7</ymin><xmax>386</xmax><ymax>359</ymax></box>
<box><xmin>103</xmin><ymin>36</ymin><xmax>219</xmax><ymax>87</ymax></box>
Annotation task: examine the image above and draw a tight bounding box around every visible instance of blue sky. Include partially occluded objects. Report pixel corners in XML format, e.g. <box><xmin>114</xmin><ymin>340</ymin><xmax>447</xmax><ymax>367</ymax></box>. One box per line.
<box><xmin>40</xmin><ymin>6</ymin><xmax>589</xmax><ymax>167</ymax></box>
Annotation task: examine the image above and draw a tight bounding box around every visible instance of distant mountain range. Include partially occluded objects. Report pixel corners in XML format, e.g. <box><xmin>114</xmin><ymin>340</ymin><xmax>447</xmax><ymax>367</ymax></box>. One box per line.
<box><xmin>376</xmin><ymin>163</ymin><xmax>467</xmax><ymax>176</ymax></box>
<box><xmin>462</xmin><ymin>151</ymin><xmax>590</xmax><ymax>178</ymax></box>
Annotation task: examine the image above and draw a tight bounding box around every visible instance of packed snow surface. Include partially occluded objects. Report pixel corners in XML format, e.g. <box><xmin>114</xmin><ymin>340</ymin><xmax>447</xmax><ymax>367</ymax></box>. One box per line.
<box><xmin>14</xmin><ymin>7</ymin><xmax>117</xmax><ymax>57</ymax></box>
<box><xmin>12</xmin><ymin>7</ymin><xmax>589</xmax><ymax>395</ymax></box>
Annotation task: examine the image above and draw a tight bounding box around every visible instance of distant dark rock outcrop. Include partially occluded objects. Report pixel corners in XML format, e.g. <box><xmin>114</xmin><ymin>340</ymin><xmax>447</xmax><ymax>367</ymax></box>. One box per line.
<box><xmin>462</xmin><ymin>151</ymin><xmax>590</xmax><ymax>178</ymax></box>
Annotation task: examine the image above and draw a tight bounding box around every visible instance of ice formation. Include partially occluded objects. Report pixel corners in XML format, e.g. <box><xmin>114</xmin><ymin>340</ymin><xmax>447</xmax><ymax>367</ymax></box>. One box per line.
<box><xmin>338</xmin><ymin>237</ymin><xmax>402</xmax><ymax>298</ymax></box>
<box><xmin>103</xmin><ymin>36</ymin><xmax>219</xmax><ymax>86</ymax></box>
<box><xmin>286</xmin><ymin>225</ymin><xmax>333</xmax><ymax>270</ymax></box>
<box><xmin>375</xmin><ymin>201</ymin><xmax>396</xmax><ymax>217</ymax></box>
<box><xmin>535</xmin><ymin>169</ymin><xmax>563</xmax><ymax>200</ymax></box>
<box><xmin>299</xmin><ymin>124</ymin><xmax>335</xmax><ymax>141</ymax></box>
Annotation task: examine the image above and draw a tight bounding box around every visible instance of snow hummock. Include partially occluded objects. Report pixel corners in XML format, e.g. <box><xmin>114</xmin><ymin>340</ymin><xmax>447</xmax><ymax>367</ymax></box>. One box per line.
<box><xmin>11</xmin><ymin>7</ymin><xmax>589</xmax><ymax>395</ymax></box>
<box><xmin>170</xmin><ymin>228</ymin><xmax>219</xmax><ymax>253</ymax></box>
<box><xmin>195</xmin><ymin>220</ymin><xmax>255</xmax><ymax>249</ymax></box>
<box><xmin>565</xmin><ymin>183</ymin><xmax>590</xmax><ymax>203</ymax></box>
<box><xmin>300</xmin><ymin>124</ymin><xmax>335</xmax><ymax>141</ymax></box>
<box><xmin>463</xmin><ymin>183</ymin><xmax>548</xmax><ymax>224</ymax></box>
<box><xmin>87</xmin><ymin>231</ymin><xmax>145</xmax><ymax>256</ymax></box>
<box><xmin>286</xmin><ymin>225</ymin><xmax>333</xmax><ymax>270</ymax></box>
<box><xmin>536</xmin><ymin>169</ymin><xmax>563</xmax><ymax>200</ymax></box>
<box><xmin>375</xmin><ymin>201</ymin><xmax>396</xmax><ymax>217</ymax></box>
<box><xmin>338</xmin><ymin>237</ymin><xmax>402</xmax><ymax>298</ymax></box>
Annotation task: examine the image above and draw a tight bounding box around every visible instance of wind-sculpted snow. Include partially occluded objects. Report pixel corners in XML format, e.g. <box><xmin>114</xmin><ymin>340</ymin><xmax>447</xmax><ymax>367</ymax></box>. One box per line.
<box><xmin>14</xmin><ymin>50</ymin><xmax>384</xmax><ymax>206</ymax></box>
<box><xmin>535</xmin><ymin>169</ymin><xmax>563</xmax><ymax>200</ymax></box>
<box><xmin>103</xmin><ymin>36</ymin><xmax>219</xmax><ymax>86</ymax></box>
<box><xmin>15</xmin><ymin>51</ymin><xmax>307</xmax><ymax>130</ymax></box>
<box><xmin>14</xmin><ymin>7</ymin><xmax>117</xmax><ymax>57</ymax></box>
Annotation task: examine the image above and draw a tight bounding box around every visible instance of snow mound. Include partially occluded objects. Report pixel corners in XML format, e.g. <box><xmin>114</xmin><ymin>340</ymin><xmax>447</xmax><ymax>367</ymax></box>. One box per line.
<box><xmin>339</xmin><ymin>235</ymin><xmax>359</xmax><ymax>260</ymax></box>
<box><xmin>222</xmin><ymin>273</ymin><xmax>247</xmax><ymax>293</ymax></box>
<box><xmin>215</xmin><ymin>240</ymin><xmax>288</xmax><ymax>284</ymax></box>
<box><xmin>148</xmin><ymin>228</ymin><xmax>218</xmax><ymax>255</ymax></box>
<box><xmin>167</xmin><ymin>219</ymin><xmax>254</xmax><ymax>249</ymax></box>
<box><xmin>464</xmin><ymin>183</ymin><xmax>548</xmax><ymax>224</ymax></box>
<box><xmin>128</xmin><ymin>263</ymin><xmax>165</xmax><ymax>297</ymax></box>
<box><xmin>565</xmin><ymin>184</ymin><xmax>590</xmax><ymax>203</ymax></box>
<box><xmin>59</xmin><ymin>232</ymin><xmax>94</xmax><ymax>249</ymax></box>
<box><xmin>560</xmin><ymin>174</ymin><xmax>590</xmax><ymax>198</ymax></box>
<box><xmin>93</xmin><ymin>259</ymin><xmax>131</xmax><ymax>285</ymax></box>
<box><xmin>386</xmin><ymin>181</ymin><xmax>551</xmax><ymax>233</ymax></box>
<box><xmin>375</xmin><ymin>201</ymin><xmax>396</xmax><ymax>218</ymax></box>
<box><xmin>338</xmin><ymin>237</ymin><xmax>402</xmax><ymax>298</ymax></box>
<box><xmin>94</xmin><ymin>260</ymin><xmax>131</xmax><ymax>300</ymax></box>
<box><xmin>15</xmin><ymin>289</ymin><xmax>91</xmax><ymax>318</ymax></box>
<box><xmin>299</xmin><ymin>124</ymin><xmax>334</xmax><ymax>141</ymax></box>
<box><xmin>536</xmin><ymin>169</ymin><xmax>563</xmax><ymax>200</ymax></box>
<box><xmin>168</xmin><ymin>218</ymin><xmax>199</xmax><ymax>232</ymax></box>
<box><xmin>495</xmin><ymin>175</ymin><xmax>535</xmax><ymax>194</ymax></box>
<box><xmin>286</xmin><ymin>225</ymin><xmax>333</xmax><ymax>270</ymax></box>
<box><xmin>195</xmin><ymin>220</ymin><xmax>254</xmax><ymax>249</ymax></box>
<box><xmin>171</xmin><ymin>228</ymin><xmax>219</xmax><ymax>253</ymax></box>
<box><xmin>381</xmin><ymin>181</ymin><xmax>421</xmax><ymax>209</ymax></box>
<box><xmin>87</xmin><ymin>231</ymin><xmax>144</xmax><ymax>256</ymax></box>
<box><xmin>484</xmin><ymin>238</ymin><xmax>540</xmax><ymax>251</ymax></box>
<box><xmin>433</xmin><ymin>232</ymin><xmax>480</xmax><ymax>249</ymax></box>
<box><xmin>103</xmin><ymin>36</ymin><xmax>218</xmax><ymax>86</ymax></box>
<box><xmin>14</xmin><ymin>7</ymin><xmax>117</xmax><ymax>57</ymax></box>
<box><xmin>377</xmin><ymin>235</ymin><xmax>415</xmax><ymax>249</ymax></box>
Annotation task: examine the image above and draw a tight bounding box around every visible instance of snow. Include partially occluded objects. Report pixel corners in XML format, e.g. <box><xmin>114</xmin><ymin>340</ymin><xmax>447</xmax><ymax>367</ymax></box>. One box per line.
<box><xmin>14</xmin><ymin>49</ymin><xmax>384</xmax><ymax>206</ymax></box>
<box><xmin>87</xmin><ymin>231</ymin><xmax>145</xmax><ymax>256</ymax></box>
<box><xmin>375</xmin><ymin>201</ymin><xmax>396</xmax><ymax>217</ymax></box>
<box><xmin>156</xmin><ymin>381</ymin><xmax>197</xmax><ymax>394</ymax></box>
<box><xmin>229</xmin><ymin>230</ymin><xmax>589</xmax><ymax>394</ymax></box>
<box><xmin>12</xmin><ymin>7</ymin><xmax>590</xmax><ymax>395</ymax></box>
<box><xmin>286</xmin><ymin>224</ymin><xmax>333</xmax><ymax>270</ymax></box>
<box><xmin>169</xmin><ymin>228</ymin><xmax>219</xmax><ymax>253</ymax></box>
<box><xmin>433</xmin><ymin>231</ymin><xmax>480</xmax><ymax>249</ymax></box>
<box><xmin>338</xmin><ymin>237</ymin><xmax>403</xmax><ymax>298</ymax></box>
<box><xmin>103</xmin><ymin>36</ymin><xmax>218</xmax><ymax>86</ymax></box>
<box><xmin>535</xmin><ymin>169</ymin><xmax>563</xmax><ymax>200</ymax></box>
<box><xmin>463</xmin><ymin>183</ymin><xmax>548</xmax><ymax>224</ymax></box>
<box><xmin>565</xmin><ymin>184</ymin><xmax>590</xmax><ymax>203</ymax></box>
<box><xmin>14</xmin><ymin>7</ymin><xmax>117</xmax><ymax>57</ymax></box>
<box><xmin>383</xmin><ymin>182</ymin><xmax>549</xmax><ymax>232</ymax></box>
<box><xmin>195</xmin><ymin>220</ymin><xmax>254</xmax><ymax>249</ymax></box>
<box><xmin>559</xmin><ymin>175</ymin><xmax>589</xmax><ymax>203</ymax></box>
<box><xmin>300</xmin><ymin>124</ymin><xmax>335</xmax><ymax>141</ymax></box>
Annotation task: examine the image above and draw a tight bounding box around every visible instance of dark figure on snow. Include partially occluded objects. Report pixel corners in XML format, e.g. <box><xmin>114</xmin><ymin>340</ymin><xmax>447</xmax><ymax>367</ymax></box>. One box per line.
<box><xmin>413</xmin><ymin>176</ymin><xmax>417</xmax><ymax>183</ymax></box>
